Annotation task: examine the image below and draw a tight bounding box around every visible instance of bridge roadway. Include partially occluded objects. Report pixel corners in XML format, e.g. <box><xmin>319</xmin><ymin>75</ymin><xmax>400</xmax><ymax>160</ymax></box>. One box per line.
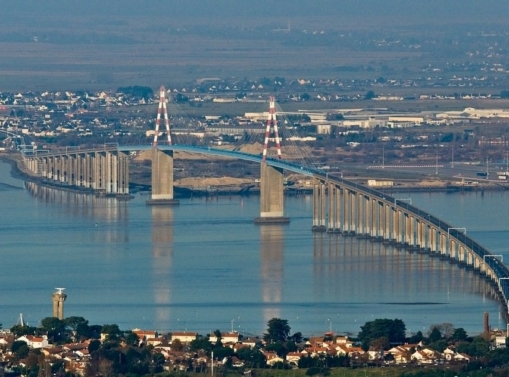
<box><xmin>22</xmin><ymin>144</ymin><xmax>509</xmax><ymax>315</ymax></box>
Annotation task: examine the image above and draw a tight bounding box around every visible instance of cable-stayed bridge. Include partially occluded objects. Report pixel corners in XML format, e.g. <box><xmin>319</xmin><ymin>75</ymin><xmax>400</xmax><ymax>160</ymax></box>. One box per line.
<box><xmin>19</xmin><ymin>87</ymin><xmax>509</xmax><ymax>316</ymax></box>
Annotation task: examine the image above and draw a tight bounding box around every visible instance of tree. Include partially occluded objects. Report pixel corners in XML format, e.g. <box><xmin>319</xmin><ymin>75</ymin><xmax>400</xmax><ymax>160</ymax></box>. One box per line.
<box><xmin>369</xmin><ymin>336</ymin><xmax>389</xmax><ymax>351</ymax></box>
<box><xmin>364</xmin><ymin>90</ymin><xmax>376</xmax><ymax>100</ymax></box>
<box><xmin>358</xmin><ymin>319</ymin><xmax>406</xmax><ymax>348</ymax></box>
<box><xmin>427</xmin><ymin>327</ymin><xmax>442</xmax><ymax>343</ymax></box>
<box><xmin>124</xmin><ymin>331</ymin><xmax>141</xmax><ymax>347</ymax></box>
<box><xmin>88</xmin><ymin>339</ymin><xmax>101</xmax><ymax>353</ymax></box>
<box><xmin>289</xmin><ymin>331</ymin><xmax>303</xmax><ymax>343</ymax></box>
<box><xmin>171</xmin><ymin>338</ymin><xmax>183</xmax><ymax>351</ymax></box>
<box><xmin>11</xmin><ymin>340</ymin><xmax>29</xmax><ymax>359</ymax></box>
<box><xmin>40</xmin><ymin>317</ymin><xmax>66</xmax><ymax>342</ymax></box>
<box><xmin>452</xmin><ymin>327</ymin><xmax>468</xmax><ymax>342</ymax></box>
<box><xmin>427</xmin><ymin>339</ymin><xmax>448</xmax><ymax>352</ymax></box>
<box><xmin>300</xmin><ymin>93</ymin><xmax>311</xmax><ymax>101</ymax></box>
<box><xmin>263</xmin><ymin>318</ymin><xmax>291</xmax><ymax>344</ymax></box>
<box><xmin>190</xmin><ymin>336</ymin><xmax>213</xmax><ymax>352</ymax></box>
<box><xmin>10</xmin><ymin>324</ymin><xmax>37</xmax><ymax>337</ymax></box>
<box><xmin>64</xmin><ymin>316</ymin><xmax>88</xmax><ymax>332</ymax></box>
<box><xmin>101</xmin><ymin>324</ymin><xmax>122</xmax><ymax>341</ymax></box>
<box><xmin>408</xmin><ymin>331</ymin><xmax>424</xmax><ymax>344</ymax></box>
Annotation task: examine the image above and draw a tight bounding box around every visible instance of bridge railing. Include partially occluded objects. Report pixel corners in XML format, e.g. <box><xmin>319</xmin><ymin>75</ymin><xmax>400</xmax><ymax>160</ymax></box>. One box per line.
<box><xmin>23</xmin><ymin>143</ymin><xmax>120</xmax><ymax>158</ymax></box>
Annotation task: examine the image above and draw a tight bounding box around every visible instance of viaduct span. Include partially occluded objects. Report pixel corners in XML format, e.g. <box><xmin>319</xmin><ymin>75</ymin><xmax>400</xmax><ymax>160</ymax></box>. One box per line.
<box><xmin>19</xmin><ymin>90</ymin><xmax>509</xmax><ymax>316</ymax></box>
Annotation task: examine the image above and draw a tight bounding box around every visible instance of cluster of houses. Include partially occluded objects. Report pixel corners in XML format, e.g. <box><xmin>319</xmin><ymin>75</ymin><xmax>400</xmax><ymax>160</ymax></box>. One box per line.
<box><xmin>1</xmin><ymin>327</ymin><xmax>503</xmax><ymax>376</ymax></box>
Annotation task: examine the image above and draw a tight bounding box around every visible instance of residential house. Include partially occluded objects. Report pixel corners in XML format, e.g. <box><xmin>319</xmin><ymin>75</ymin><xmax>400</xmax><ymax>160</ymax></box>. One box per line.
<box><xmin>171</xmin><ymin>332</ymin><xmax>197</xmax><ymax>344</ymax></box>
<box><xmin>17</xmin><ymin>335</ymin><xmax>49</xmax><ymax>349</ymax></box>
<box><xmin>262</xmin><ymin>351</ymin><xmax>284</xmax><ymax>367</ymax></box>
<box><xmin>286</xmin><ymin>352</ymin><xmax>302</xmax><ymax>366</ymax></box>
<box><xmin>209</xmin><ymin>332</ymin><xmax>239</xmax><ymax>345</ymax></box>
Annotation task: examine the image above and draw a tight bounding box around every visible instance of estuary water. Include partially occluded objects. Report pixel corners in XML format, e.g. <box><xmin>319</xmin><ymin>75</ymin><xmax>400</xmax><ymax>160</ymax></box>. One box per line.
<box><xmin>1</xmin><ymin>160</ymin><xmax>508</xmax><ymax>337</ymax></box>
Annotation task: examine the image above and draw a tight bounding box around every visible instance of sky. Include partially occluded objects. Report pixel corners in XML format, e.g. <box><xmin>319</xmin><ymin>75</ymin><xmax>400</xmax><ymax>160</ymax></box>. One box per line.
<box><xmin>3</xmin><ymin>0</ymin><xmax>509</xmax><ymax>23</ymax></box>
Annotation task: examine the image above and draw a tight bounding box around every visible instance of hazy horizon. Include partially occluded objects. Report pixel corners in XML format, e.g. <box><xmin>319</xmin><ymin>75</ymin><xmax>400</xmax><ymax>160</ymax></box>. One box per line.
<box><xmin>2</xmin><ymin>1</ymin><xmax>509</xmax><ymax>25</ymax></box>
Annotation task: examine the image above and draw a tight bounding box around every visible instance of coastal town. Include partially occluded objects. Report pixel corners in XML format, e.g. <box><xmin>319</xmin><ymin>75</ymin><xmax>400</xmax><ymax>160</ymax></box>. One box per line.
<box><xmin>0</xmin><ymin>291</ymin><xmax>506</xmax><ymax>376</ymax></box>
<box><xmin>1</xmin><ymin>311</ymin><xmax>509</xmax><ymax>376</ymax></box>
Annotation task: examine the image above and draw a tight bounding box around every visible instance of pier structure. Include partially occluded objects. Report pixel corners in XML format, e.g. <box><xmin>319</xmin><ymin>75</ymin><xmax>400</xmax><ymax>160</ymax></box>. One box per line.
<box><xmin>24</xmin><ymin>146</ymin><xmax>130</xmax><ymax>196</ymax></box>
<box><xmin>255</xmin><ymin>96</ymin><xmax>288</xmax><ymax>224</ymax></box>
<box><xmin>146</xmin><ymin>86</ymin><xmax>179</xmax><ymax>205</ymax></box>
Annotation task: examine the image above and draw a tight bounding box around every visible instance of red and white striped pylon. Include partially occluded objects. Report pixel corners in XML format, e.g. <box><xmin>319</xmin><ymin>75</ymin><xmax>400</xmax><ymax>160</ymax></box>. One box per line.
<box><xmin>262</xmin><ymin>96</ymin><xmax>282</xmax><ymax>162</ymax></box>
<box><xmin>153</xmin><ymin>86</ymin><xmax>172</xmax><ymax>147</ymax></box>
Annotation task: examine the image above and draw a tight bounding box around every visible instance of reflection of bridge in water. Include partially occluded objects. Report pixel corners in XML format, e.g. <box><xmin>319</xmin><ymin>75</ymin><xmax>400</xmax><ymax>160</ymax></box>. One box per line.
<box><xmin>21</xmin><ymin>182</ymin><xmax>505</xmax><ymax>330</ymax></box>
<box><xmin>20</xmin><ymin>90</ymin><xmax>509</xmax><ymax>317</ymax></box>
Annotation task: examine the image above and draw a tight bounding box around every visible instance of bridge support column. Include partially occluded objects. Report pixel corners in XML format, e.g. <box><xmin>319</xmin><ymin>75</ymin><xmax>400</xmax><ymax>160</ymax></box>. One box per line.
<box><xmin>384</xmin><ymin>204</ymin><xmax>390</xmax><ymax>241</ymax></box>
<box><xmin>393</xmin><ymin>209</ymin><xmax>399</xmax><ymax>244</ymax></box>
<box><xmin>69</xmin><ymin>154</ymin><xmax>77</xmax><ymax>186</ymax></box>
<box><xmin>356</xmin><ymin>193</ymin><xmax>363</xmax><ymax>237</ymax></box>
<box><xmin>372</xmin><ymin>199</ymin><xmax>379</xmax><ymax>239</ymax></box>
<box><xmin>85</xmin><ymin>153</ymin><xmax>93</xmax><ymax>188</ymax></box>
<box><xmin>364</xmin><ymin>196</ymin><xmax>371</xmax><ymax>238</ymax></box>
<box><xmin>49</xmin><ymin>156</ymin><xmax>56</xmax><ymax>181</ymax></box>
<box><xmin>147</xmin><ymin>149</ymin><xmax>179</xmax><ymax>205</ymax></box>
<box><xmin>449</xmin><ymin>239</ymin><xmax>457</xmax><ymax>260</ymax></box>
<box><xmin>118</xmin><ymin>151</ymin><xmax>130</xmax><ymax>195</ymax></box>
<box><xmin>334</xmin><ymin>185</ymin><xmax>341</xmax><ymax>231</ymax></box>
<box><xmin>438</xmin><ymin>232</ymin><xmax>445</xmax><ymax>255</ymax></box>
<box><xmin>96</xmin><ymin>152</ymin><xmax>107</xmax><ymax>192</ymax></box>
<box><xmin>312</xmin><ymin>180</ymin><xmax>326</xmax><ymax>232</ymax></box>
<box><xmin>41</xmin><ymin>157</ymin><xmax>48</xmax><ymax>179</ymax></box>
<box><xmin>342</xmin><ymin>189</ymin><xmax>351</xmax><ymax>235</ymax></box>
<box><xmin>458</xmin><ymin>245</ymin><xmax>465</xmax><ymax>264</ymax></box>
<box><xmin>255</xmin><ymin>162</ymin><xmax>289</xmax><ymax>224</ymax></box>
<box><xmin>403</xmin><ymin>213</ymin><xmax>410</xmax><ymax>247</ymax></box>
<box><xmin>61</xmin><ymin>155</ymin><xmax>69</xmax><ymax>184</ymax></box>
<box><xmin>326</xmin><ymin>183</ymin><xmax>340</xmax><ymax>233</ymax></box>
<box><xmin>77</xmin><ymin>154</ymin><xmax>83</xmax><ymax>186</ymax></box>
<box><xmin>429</xmin><ymin>227</ymin><xmax>437</xmax><ymax>253</ymax></box>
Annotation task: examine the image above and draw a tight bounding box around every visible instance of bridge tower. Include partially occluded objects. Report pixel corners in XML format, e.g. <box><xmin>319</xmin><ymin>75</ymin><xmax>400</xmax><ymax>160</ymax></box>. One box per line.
<box><xmin>147</xmin><ymin>86</ymin><xmax>179</xmax><ymax>205</ymax></box>
<box><xmin>255</xmin><ymin>96</ymin><xmax>289</xmax><ymax>224</ymax></box>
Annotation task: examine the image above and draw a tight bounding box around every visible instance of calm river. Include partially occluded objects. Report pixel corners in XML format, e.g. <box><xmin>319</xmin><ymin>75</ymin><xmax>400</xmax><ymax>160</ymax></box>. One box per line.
<box><xmin>1</xmin><ymin>160</ymin><xmax>508</xmax><ymax>337</ymax></box>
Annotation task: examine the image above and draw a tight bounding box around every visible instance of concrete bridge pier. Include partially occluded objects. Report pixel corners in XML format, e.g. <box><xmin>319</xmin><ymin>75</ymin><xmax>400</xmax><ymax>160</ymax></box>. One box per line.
<box><xmin>333</xmin><ymin>185</ymin><xmax>341</xmax><ymax>232</ymax></box>
<box><xmin>404</xmin><ymin>214</ymin><xmax>410</xmax><ymax>248</ymax></box>
<box><xmin>384</xmin><ymin>204</ymin><xmax>391</xmax><ymax>242</ymax></box>
<box><xmin>356</xmin><ymin>193</ymin><xmax>366</xmax><ymax>238</ymax></box>
<box><xmin>61</xmin><ymin>155</ymin><xmax>68</xmax><ymax>184</ymax></box>
<box><xmin>69</xmin><ymin>154</ymin><xmax>77</xmax><ymax>186</ymax></box>
<box><xmin>393</xmin><ymin>208</ymin><xmax>401</xmax><ymax>245</ymax></box>
<box><xmin>429</xmin><ymin>227</ymin><xmax>437</xmax><ymax>254</ymax></box>
<box><xmin>255</xmin><ymin>162</ymin><xmax>289</xmax><ymax>224</ymax></box>
<box><xmin>117</xmin><ymin>151</ymin><xmax>130</xmax><ymax>195</ymax></box>
<box><xmin>326</xmin><ymin>183</ymin><xmax>341</xmax><ymax>233</ymax></box>
<box><xmin>370</xmin><ymin>199</ymin><xmax>377</xmax><ymax>239</ymax></box>
<box><xmin>147</xmin><ymin>149</ymin><xmax>179</xmax><ymax>205</ymax></box>
<box><xmin>311</xmin><ymin>180</ymin><xmax>326</xmax><ymax>232</ymax></box>
<box><xmin>76</xmin><ymin>154</ymin><xmax>84</xmax><ymax>186</ymax></box>
<box><xmin>86</xmin><ymin>153</ymin><xmax>95</xmax><ymax>189</ymax></box>
<box><xmin>40</xmin><ymin>157</ymin><xmax>48</xmax><ymax>179</ymax></box>
<box><xmin>342</xmin><ymin>189</ymin><xmax>350</xmax><ymax>235</ymax></box>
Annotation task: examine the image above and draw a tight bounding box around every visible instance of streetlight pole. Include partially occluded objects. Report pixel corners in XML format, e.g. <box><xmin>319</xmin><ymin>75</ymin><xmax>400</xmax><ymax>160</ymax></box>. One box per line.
<box><xmin>499</xmin><ymin>278</ymin><xmax>509</xmax><ymax>314</ymax></box>
<box><xmin>394</xmin><ymin>198</ymin><xmax>412</xmax><ymax>207</ymax></box>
